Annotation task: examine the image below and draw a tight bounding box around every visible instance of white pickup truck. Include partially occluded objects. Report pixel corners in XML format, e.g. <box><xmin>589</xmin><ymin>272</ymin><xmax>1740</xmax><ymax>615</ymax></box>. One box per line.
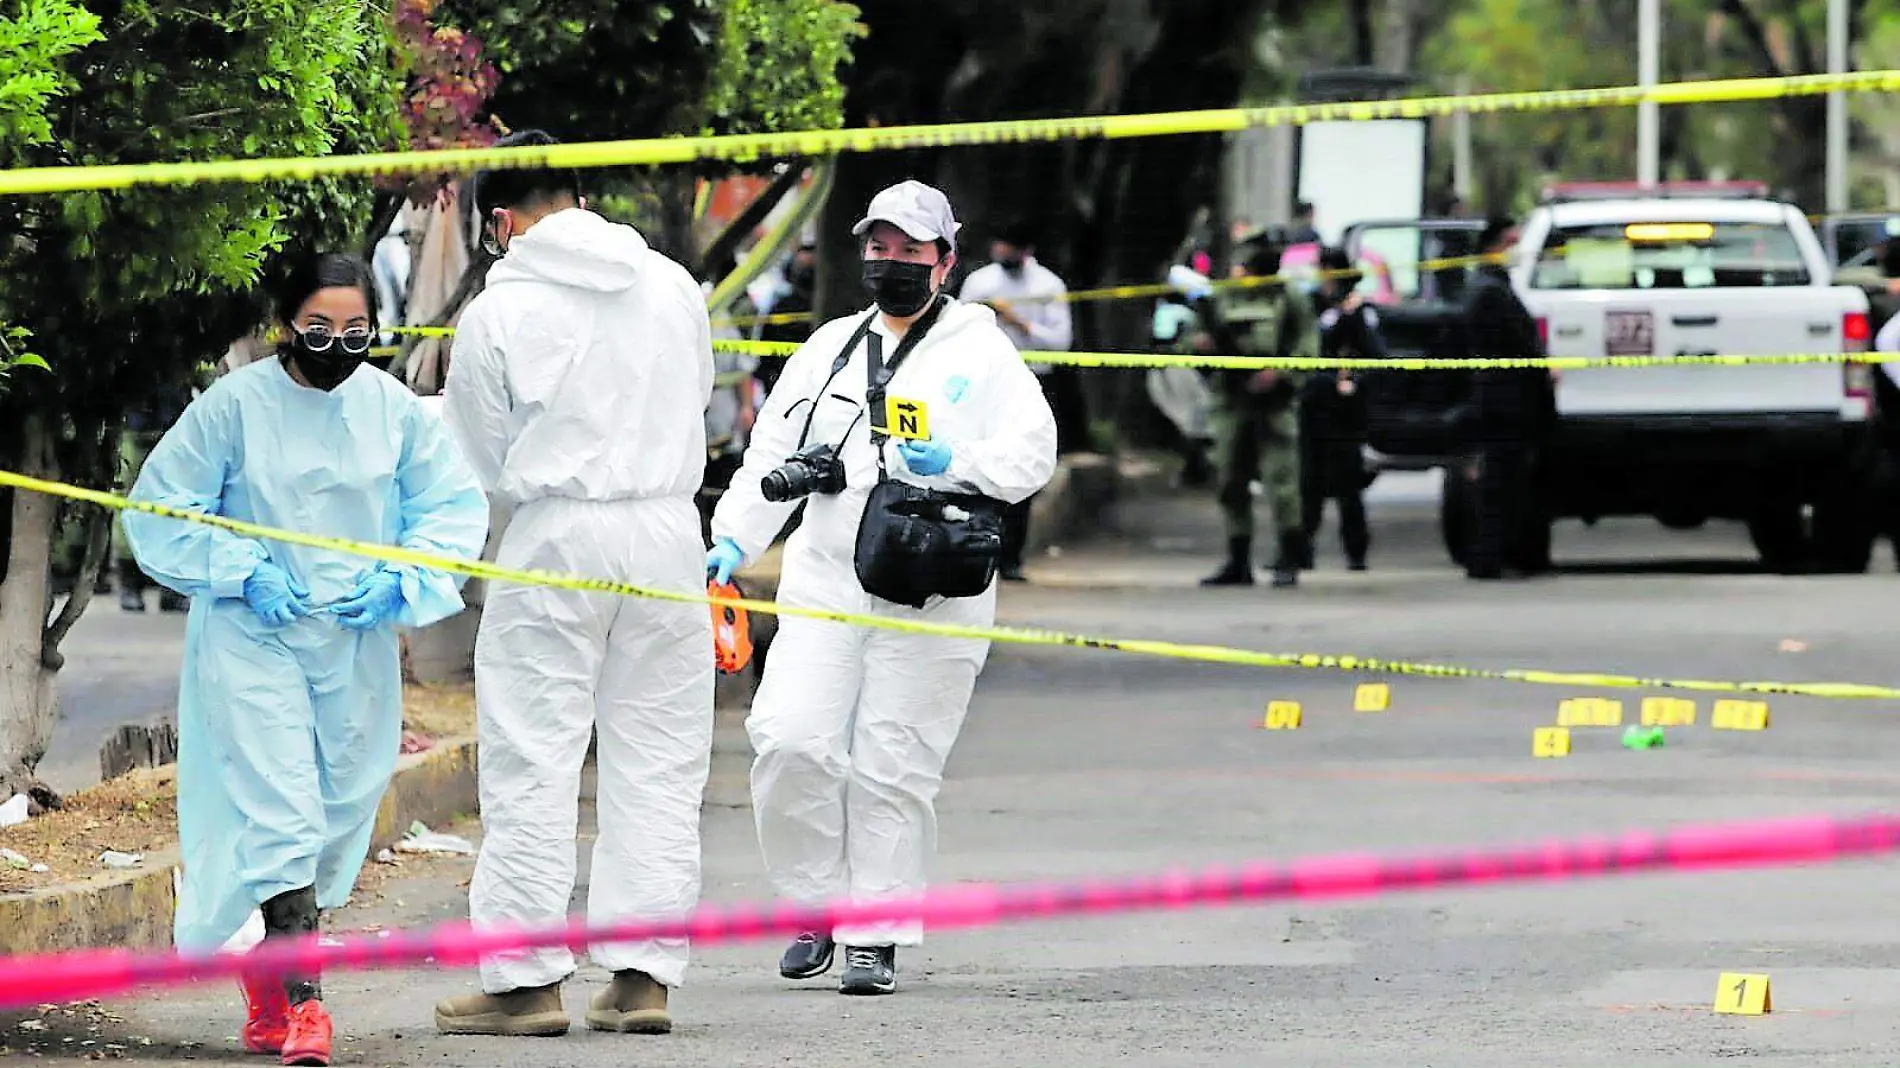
<box><xmin>1507</xmin><ymin>184</ymin><xmax>1877</xmax><ymax>572</ymax></box>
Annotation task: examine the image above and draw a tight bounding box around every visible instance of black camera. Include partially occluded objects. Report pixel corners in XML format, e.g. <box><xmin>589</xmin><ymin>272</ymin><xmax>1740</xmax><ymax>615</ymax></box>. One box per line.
<box><xmin>760</xmin><ymin>443</ymin><xmax>846</xmax><ymax>502</ymax></box>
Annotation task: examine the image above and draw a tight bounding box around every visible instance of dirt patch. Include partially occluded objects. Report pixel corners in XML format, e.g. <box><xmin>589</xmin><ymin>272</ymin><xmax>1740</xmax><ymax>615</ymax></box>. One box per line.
<box><xmin>0</xmin><ymin>683</ymin><xmax>475</xmax><ymax>897</ymax></box>
<box><xmin>399</xmin><ymin>681</ymin><xmax>477</xmax><ymax>745</ymax></box>
<box><xmin>0</xmin><ymin>765</ymin><xmax>178</xmax><ymax>894</ymax></box>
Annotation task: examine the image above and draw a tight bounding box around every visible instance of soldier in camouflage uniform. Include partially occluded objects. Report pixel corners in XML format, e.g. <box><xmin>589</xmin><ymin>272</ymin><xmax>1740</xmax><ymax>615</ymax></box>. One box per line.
<box><xmin>1169</xmin><ymin>234</ymin><xmax>1320</xmax><ymax>587</ymax></box>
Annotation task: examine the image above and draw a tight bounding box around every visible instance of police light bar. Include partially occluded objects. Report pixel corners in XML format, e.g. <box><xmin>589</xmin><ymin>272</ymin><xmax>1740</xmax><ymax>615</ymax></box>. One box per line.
<box><xmin>1624</xmin><ymin>222</ymin><xmax>1717</xmax><ymax>242</ymax></box>
<box><xmin>1541</xmin><ymin>180</ymin><xmax>1771</xmax><ymax>203</ymax></box>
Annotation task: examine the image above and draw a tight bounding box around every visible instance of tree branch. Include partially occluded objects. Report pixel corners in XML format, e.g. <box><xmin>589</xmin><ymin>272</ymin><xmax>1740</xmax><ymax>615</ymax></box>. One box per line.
<box><xmin>388</xmin><ymin>252</ymin><xmax>492</xmax><ymax>381</ymax></box>
<box><xmin>361</xmin><ymin>191</ymin><xmax>404</xmax><ymax>261</ymax></box>
<box><xmin>1715</xmin><ymin>0</ymin><xmax>1788</xmax><ymax>76</ymax></box>
<box><xmin>1788</xmin><ymin>7</ymin><xmax>1818</xmax><ymax>73</ymax></box>
<box><xmin>694</xmin><ymin>161</ymin><xmax>811</xmax><ymax>280</ymax></box>
<box><xmin>42</xmin><ymin>423</ymin><xmax>119</xmax><ymax>672</ymax></box>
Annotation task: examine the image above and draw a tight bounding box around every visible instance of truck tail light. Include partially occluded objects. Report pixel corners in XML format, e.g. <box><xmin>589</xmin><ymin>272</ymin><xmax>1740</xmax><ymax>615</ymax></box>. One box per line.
<box><xmin>1843</xmin><ymin>310</ymin><xmax>1871</xmax><ymax>351</ymax></box>
<box><xmin>1535</xmin><ymin>316</ymin><xmax>1549</xmax><ymax>348</ymax></box>
<box><xmin>1845</xmin><ymin>361</ymin><xmax>1873</xmax><ymax>400</ymax></box>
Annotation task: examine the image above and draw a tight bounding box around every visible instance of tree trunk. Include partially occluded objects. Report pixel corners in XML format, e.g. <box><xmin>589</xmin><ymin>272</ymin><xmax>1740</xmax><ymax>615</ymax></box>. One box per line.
<box><xmin>1350</xmin><ymin>0</ymin><xmax>1377</xmax><ymax>68</ymax></box>
<box><xmin>1375</xmin><ymin>0</ymin><xmax>1418</xmax><ymax>75</ymax></box>
<box><xmin>0</xmin><ymin>416</ymin><xmax>60</xmax><ymax>798</ymax></box>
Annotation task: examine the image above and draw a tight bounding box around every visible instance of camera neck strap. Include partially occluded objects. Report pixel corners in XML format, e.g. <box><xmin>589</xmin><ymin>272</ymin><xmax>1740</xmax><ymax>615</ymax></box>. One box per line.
<box><xmin>865</xmin><ymin>295</ymin><xmax>948</xmax><ymax>474</ymax></box>
<box><xmin>792</xmin><ymin>310</ymin><xmax>879</xmax><ymax>451</ymax></box>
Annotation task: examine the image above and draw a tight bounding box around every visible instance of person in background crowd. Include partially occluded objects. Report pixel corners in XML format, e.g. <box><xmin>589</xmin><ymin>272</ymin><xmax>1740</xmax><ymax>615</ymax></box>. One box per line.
<box><xmin>123</xmin><ymin>252</ymin><xmax>490</xmax><ymax>1067</ymax></box>
<box><xmin>1867</xmin><ymin>237</ymin><xmax>1900</xmax><ymax>567</ymax></box>
<box><xmin>436</xmin><ymin>130</ymin><xmax>716</xmax><ymax>1040</ymax></box>
<box><xmin>1298</xmin><ymin>247</ymin><xmax>1383</xmax><ymax>572</ymax></box>
<box><xmin>1459</xmin><ymin>215</ymin><xmax>1555</xmax><ymax>580</ymax></box>
<box><xmin>1147</xmin><ymin>291</ymin><xmax>1215</xmax><ymax>488</ymax></box>
<box><xmin>703</xmin><ymin>268</ymin><xmax>760</xmax><ymax>537</ymax></box>
<box><xmin>117</xmin><ymin>382</ymin><xmax>197</xmax><ymax>612</ymax></box>
<box><xmin>957</xmin><ymin>219</ymin><xmax>1076</xmax><ymax>580</ymax></box>
<box><xmin>1169</xmin><ymin>232</ymin><xmax>1320</xmax><ymax>588</ymax></box>
<box><xmin>754</xmin><ymin>241</ymin><xmax>818</xmax><ymax>394</ymax></box>
<box><xmin>1288</xmin><ymin>202</ymin><xmax>1321</xmax><ymax>245</ymax></box>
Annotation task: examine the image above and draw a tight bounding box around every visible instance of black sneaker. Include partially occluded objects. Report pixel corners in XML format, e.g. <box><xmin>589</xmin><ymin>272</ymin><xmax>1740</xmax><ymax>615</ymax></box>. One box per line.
<box><xmin>778</xmin><ymin>932</ymin><xmax>835</xmax><ymax>979</ymax></box>
<box><xmin>838</xmin><ymin>945</ymin><xmax>896</xmax><ymax>996</ymax></box>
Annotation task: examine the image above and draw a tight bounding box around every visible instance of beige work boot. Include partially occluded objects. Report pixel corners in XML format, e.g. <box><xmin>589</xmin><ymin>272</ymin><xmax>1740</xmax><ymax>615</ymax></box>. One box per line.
<box><xmin>584</xmin><ymin>970</ymin><xmax>671</xmax><ymax>1034</ymax></box>
<box><xmin>433</xmin><ymin>983</ymin><xmax>569</xmax><ymax>1036</ymax></box>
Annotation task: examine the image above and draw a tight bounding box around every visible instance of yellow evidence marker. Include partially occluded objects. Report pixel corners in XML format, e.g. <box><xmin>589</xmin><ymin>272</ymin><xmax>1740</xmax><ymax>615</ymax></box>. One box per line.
<box><xmin>1353</xmin><ymin>683</ymin><xmax>1391</xmax><ymax>712</ymax></box>
<box><xmin>1711</xmin><ymin>699</ymin><xmax>1770</xmax><ymax>731</ymax></box>
<box><xmin>884</xmin><ymin>396</ymin><xmax>930</xmax><ymax>441</ymax></box>
<box><xmin>1558</xmin><ymin>698</ymin><xmax>1622</xmax><ymax>727</ymax></box>
<box><xmin>1532</xmin><ymin>726</ymin><xmax>1571</xmax><ymax>758</ymax></box>
<box><xmin>1262</xmin><ymin>701</ymin><xmax>1303</xmax><ymax>730</ymax></box>
<box><xmin>1641</xmin><ymin>697</ymin><xmax>1696</xmax><ymax>727</ymax></box>
<box><xmin>1713</xmin><ymin>972</ymin><xmax>1771</xmax><ymax>1015</ymax></box>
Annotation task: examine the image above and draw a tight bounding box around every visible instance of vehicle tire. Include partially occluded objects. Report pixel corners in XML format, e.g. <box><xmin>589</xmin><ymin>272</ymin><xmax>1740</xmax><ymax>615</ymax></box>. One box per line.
<box><xmin>1440</xmin><ymin>466</ymin><xmax>1470</xmax><ymax>567</ymax></box>
<box><xmin>1810</xmin><ymin>482</ymin><xmax>1876</xmax><ymax>574</ymax></box>
<box><xmin>1513</xmin><ymin>511</ymin><xmax>1554</xmax><ymax>574</ymax></box>
<box><xmin>1746</xmin><ymin>504</ymin><xmax>1806</xmax><ymax>574</ymax></box>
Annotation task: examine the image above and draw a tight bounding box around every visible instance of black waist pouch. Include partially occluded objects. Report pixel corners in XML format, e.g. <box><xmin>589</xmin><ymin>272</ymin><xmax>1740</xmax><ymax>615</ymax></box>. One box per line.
<box><xmin>854</xmin><ymin>476</ymin><xmax>1007</xmax><ymax>609</ymax></box>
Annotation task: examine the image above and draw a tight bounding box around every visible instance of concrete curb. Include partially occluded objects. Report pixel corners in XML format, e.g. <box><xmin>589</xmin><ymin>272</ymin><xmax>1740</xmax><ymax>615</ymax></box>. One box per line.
<box><xmin>0</xmin><ymin>735</ymin><xmax>484</xmax><ymax>957</ymax></box>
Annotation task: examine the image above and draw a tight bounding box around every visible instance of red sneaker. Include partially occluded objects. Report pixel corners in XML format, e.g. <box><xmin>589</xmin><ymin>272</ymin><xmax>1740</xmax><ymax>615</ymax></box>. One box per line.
<box><xmin>238</xmin><ymin>971</ymin><xmax>289</xmax><ymax>1054</ymax></box>
<box><xmin>280</xmin><ymin>1001</ymin><xmax>333</xmax><ymax>1067</ymax></box>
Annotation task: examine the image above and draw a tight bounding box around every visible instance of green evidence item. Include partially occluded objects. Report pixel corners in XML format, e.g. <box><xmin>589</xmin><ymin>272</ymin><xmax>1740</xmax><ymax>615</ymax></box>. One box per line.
<box><xmin>1621</xmin><ymin>725</ymin><xmax>1666</xmax><ymax>750</ymax></box>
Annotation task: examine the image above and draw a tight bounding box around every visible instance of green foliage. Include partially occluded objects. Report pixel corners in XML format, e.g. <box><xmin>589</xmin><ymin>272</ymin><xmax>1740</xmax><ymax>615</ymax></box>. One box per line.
<box><xmin>699</xmin><ymin>0</ymin><xmax>861</xmax><ymax>139</ymax></box>
<box><xmin>0</xmin><ymin>0</ymin><xmax>101</xmax><ymax>149</ymax></box>
<box><xmin>387</xmin><ymin>0</ymin><xmax>503</xmax><ymax>205</ymax></box>
<box><xmin>439</xmin><ymin>0</ymin><xmax>724</xmax><ymax>139</ymax></box>
<box><xmin>0</xmin><ymin>0</ymin><xmax>401</xmax><ymax>458</ymax></box>
<box><xmin>0</xmin><ymin>0</ymin><xmax>99</xmax><ymax>398</ymax></box>
<box><xmin>1414</xmin><ymin>0</ymin><xmax>1900</xmax><ymax>211</ymax></box>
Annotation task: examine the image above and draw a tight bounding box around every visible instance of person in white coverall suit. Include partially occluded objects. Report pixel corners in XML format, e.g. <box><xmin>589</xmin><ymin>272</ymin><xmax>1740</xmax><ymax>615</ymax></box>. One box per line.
<box><xmin>435</xmin><ymin>130</ymin><xmax>716</xmax><ymax>1039</ymax></box>
<box><xmin>707</xmin><ymin>180</ymin><xmax>1057</xmax><ymax>996</ymax></box>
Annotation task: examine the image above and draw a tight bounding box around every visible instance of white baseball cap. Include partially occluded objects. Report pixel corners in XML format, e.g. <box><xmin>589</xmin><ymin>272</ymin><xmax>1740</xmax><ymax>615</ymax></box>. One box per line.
<box><xmin>852</xmin><ymin>180</ymin><xmax>961</xmax><ymax>244</ymax></box>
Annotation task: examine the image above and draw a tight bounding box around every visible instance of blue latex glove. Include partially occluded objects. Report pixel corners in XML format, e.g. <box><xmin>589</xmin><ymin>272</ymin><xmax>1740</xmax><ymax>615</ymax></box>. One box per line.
<box><xmin>706</xmin><ymin>537</ymin><xmax>745</xmax><ymax>585</ymax></box>
<box><xmin>327</xmin><ymin>568</ymin><xmax>406</xmax><ymax>632</ymax></box>
<box><xmin>241</xmin><ymin>561</ymin><xmax>310</xmax><ymax>628</ymax></box>
<box><xmin>898</xmin><ymin>437</ymin><xmax>952</xmax><ymax>477</ymax></box>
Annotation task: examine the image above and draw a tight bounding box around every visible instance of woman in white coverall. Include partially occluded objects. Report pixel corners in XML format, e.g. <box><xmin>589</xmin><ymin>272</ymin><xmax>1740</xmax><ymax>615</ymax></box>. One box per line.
<box><xmin>435</xmin><ymin>131</ymin><xmax>716</xmax><ymax>1039</ymax></box>
<box><xmin>707</xmin><ymin>180</ymin><xmax>1057</xmax><ymax>996</ymax></box>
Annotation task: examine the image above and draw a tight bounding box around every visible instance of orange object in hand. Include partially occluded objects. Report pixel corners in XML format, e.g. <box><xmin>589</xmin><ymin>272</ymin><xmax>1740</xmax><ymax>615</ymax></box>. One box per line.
<box><xmin>710</xmin><ymin>580</ymin><xmax>754</xmax><ymax>674</ymax></box>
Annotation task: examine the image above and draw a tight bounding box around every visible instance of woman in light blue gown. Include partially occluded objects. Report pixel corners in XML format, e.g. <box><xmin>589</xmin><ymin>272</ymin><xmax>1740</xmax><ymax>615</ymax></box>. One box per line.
<box><xmin>124</xmin><ymin>253</ymin><xmax>490</xmax><ymax>1066</ymax></box>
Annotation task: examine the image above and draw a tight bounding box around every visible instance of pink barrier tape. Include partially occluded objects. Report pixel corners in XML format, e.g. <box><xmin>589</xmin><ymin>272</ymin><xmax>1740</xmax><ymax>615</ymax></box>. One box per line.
<box><xmin>2</xmin><ymin>811</ymin><xmax>1895</xmax><ymax>1009</ymax></box>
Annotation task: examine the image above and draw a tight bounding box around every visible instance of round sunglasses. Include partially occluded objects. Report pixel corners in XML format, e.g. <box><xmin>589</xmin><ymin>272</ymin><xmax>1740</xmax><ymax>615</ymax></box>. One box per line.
<box><xmin>294</xmin><ymin>324</ymin><xmax>374</xmax><ymax>356</ymax></box>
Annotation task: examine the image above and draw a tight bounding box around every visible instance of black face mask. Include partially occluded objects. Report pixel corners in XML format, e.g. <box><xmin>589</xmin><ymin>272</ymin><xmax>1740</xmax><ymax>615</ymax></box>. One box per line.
<box><xmin>283</xmin><ymin>331</ymin><xmax>369</xmax><ymax>392</ymax></box>
<box><xmin>788</xmin><ymin>264</ymin><xmax>815</xmax><ymax>290</ymax></box>
<box><xmin>862</xmin><ymin>258</ymin><xmax>938</xmax><ymax>317</ymax></box>
<box><xmin>999</xmin><ymin>256</ymin><xmax>1025</xmax><ymax>276</ymax></box>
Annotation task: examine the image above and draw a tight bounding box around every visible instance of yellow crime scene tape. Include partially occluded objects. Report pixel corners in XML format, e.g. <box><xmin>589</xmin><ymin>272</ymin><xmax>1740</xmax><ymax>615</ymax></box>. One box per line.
<box><xmin>1</xmin><ymin>467</ymin><xmax>1893</xmax><ymax>702</ymax></box>
<box><xmin>707</xmin><ymin>342</ymin><xmax>1900</xmax><ymax>372</ymax></box>
<box><xmin>5</xmin><ymin>72</ymin><xmax>1900</xmax><ymax>196</ymax></box>
<box><xmin>377</xmin><ymin>250</ymin><xmax>1508</xmax><ymax>339</ymax></box>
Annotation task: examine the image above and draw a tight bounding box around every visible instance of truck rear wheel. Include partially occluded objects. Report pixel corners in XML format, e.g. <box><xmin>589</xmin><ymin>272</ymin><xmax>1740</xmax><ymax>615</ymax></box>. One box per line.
<box><xmin>1440</xmin><ymin>467</ymin><xmax>1470</xmax><ymax>567</ymax></box>
<box><xmin>1809</xmin><ymin>483</ymin><xmax>1876</xmax><ymax>574</ymax></box>
<box><xmin>1747</xmin><ymin>503</ymin><xmax>1806</xmax><ymax>574</ymax></box>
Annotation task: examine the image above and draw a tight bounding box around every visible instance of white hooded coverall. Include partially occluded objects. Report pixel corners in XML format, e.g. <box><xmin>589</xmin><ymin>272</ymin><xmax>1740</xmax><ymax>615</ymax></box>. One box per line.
<box><xmin>442</xmin><ymin>208</ymin><xmax>716</xmax><ymax>993</ymax></box>
<box><xmin>711</xmin><ymin>298</ymin><xmax>1057</xmax><ymax>947</ymax></box>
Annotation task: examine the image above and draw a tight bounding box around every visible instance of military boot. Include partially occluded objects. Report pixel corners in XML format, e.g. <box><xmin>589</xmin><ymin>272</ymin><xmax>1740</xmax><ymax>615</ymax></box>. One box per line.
<box><xmin>1270</xmin><ymin>530</ymin><xmax>1308</xmax><ymax>588</ymax></box>
<box><xmin>434</xmin><ymin>984</ymin><xmax>569</xmax><ymax>1037</ymax></box>
<box><xmin>117</xmin><ymin>560</ymin><xmax>145</xmax><ymax>612</ymax></box>
<box><xmin>1201</xmin><ymin>536</ymin><xmax>1255</xmax><ymax>586</ymax></box>
<box><xmin>585</xmin><ymin>970</ymin><xmax>670</xmax><ymax>1034</ymax></box>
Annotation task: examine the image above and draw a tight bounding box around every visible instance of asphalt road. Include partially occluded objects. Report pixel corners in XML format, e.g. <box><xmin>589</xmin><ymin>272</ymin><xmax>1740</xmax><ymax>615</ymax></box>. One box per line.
<box><xmin>13</xmin><ymin>472</ymin><xmax>1900</xmax><ymax>1066</ymax></box>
